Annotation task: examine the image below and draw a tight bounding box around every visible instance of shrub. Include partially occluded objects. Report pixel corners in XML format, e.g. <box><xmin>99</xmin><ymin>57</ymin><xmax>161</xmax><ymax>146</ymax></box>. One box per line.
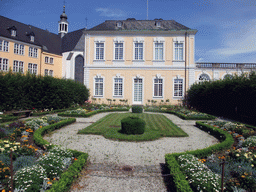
<box><xmin>13</xmin><ymin>155</ymin><xmax>37</xmax><ymax>172</ymax></box>
<box><xmin>132</xmin><ymin>105</ymin><xmax>143</xmax><ymax>113</ymax></box>
<box><xmin>121</xmin><ymin>116</ymin><xmax>145</xmax><ymax>135</ymax></box>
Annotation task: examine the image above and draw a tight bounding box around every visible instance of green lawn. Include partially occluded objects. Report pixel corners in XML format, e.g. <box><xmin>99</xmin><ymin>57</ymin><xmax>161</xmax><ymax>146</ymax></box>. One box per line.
<box><xmin>78</xmin><ymin>113</ymin><xmax>188</xmax><ymax>141</ymax></box>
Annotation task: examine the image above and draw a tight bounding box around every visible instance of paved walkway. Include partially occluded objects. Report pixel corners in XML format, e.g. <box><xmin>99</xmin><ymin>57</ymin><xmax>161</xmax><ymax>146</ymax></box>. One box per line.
<box><xmin>43</xmin><ymin>112</ymin><xmax>219</xmax><ymax>192</ymax></box>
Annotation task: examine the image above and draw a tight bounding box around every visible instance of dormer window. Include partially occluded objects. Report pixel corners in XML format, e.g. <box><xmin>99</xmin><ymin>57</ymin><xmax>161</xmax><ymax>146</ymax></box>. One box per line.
<box><xmin>156</xmin><ymin>21</ymin><xmax>161</xmax><ymax>27</ymax></box>
<box><xmin>8</xmin><ymin>26</ymin><xmax>17</xmax><ymax>37</ymax></box>
<box><xmin>11</xmin><ymin>30</ymin><xmax>16</xmax><ymax>37</ymax></box>
<box><xmin>30</xmin><ymin>35</ymin><xmax>34</xmax><ymax>42</ymax></box>
<box><xmin>117</xmin><ymin>21</ymin><xmax>122</xmax><ymax>28</ymax></box>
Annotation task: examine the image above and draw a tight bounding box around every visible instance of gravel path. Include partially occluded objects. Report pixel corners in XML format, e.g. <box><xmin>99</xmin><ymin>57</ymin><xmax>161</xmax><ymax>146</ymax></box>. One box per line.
<box><xmin>44</xmin><ymin>112</ymin><xmax>219</xmax><ymax>192</ymax></box>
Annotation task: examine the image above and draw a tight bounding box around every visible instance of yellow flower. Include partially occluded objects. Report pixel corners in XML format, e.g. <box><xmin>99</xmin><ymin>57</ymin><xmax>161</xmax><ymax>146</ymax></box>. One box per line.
<box><xmin>241</xmin><ymin>175</ymin><xmax>245</xmax><ymax>178</ymax></box>
<box><xmin>47</xmin><ymin>181</ymin><xmax>52</xmax><ymax>185</ymax></box>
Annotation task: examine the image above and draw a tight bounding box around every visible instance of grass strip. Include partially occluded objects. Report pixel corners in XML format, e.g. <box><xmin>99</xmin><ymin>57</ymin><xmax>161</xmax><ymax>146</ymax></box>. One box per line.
<box><xmin>78</xmin><ymin>113</ymin><xmax>188</xmax><ymax>141</ymax></box>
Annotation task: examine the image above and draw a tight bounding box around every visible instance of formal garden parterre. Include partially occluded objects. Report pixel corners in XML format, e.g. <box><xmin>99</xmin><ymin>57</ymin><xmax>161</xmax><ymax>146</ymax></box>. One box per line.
<box><xmin>1</xmin><ymin>104</ymin><xmax>256</xmax><ymax>191</ymax></box>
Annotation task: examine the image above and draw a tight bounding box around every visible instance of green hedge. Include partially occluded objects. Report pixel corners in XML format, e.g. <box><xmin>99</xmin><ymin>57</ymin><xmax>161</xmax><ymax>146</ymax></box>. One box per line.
<box><xmin>0</xmin><ymin>71</ymin><xmax>89</xmax><ymax>111</ymax></box>
<box><xmin>33</xmin><ymin>118</ymin><xmax>76</xmax><ymax>148</ymax></box>
<box><xmin>31</xmin><ymin>107</ymin><xmax>79</xmax><ymax>116</ymax></box>
<box><xmin>46</xmin><ymin>152</ymin><xmax>88</xmax><ymax>192</ymax></box>
<box><xmin>165</xmin><ymin>121</ymin><xmax>234</xmax><ymax>191</ymax></box>
<box><xmin>33</xmin><ymin>118</ymin><xmax>89</xmax><ymax>192</ymax></box>
<box><xmin>0</xmin><ymin>116</ymin><xmax>19</xmax><ymax>123</ymax></box>
<box><xmin>186</xmin><ymin>72</ymin><xmax>256</xmax><ymax>125</ymax></box>
<box><xmin>121</xmin><ymin>116</ymin><xmax>145</xmax><ymax>134</ymax></box>
<box><xmin>58</xmin><ymin>108</ymin><xmax>129</xmax><ymax>117</ymax></box>
<box><xmin>144</xmin><ymin>109</ymin><xmax>216</xmax><ymax>120</ymax></box>
<box><xmin>132</xmin><ymin>105</ymin><xmax>143</xmax><ymax>113</ymax></box>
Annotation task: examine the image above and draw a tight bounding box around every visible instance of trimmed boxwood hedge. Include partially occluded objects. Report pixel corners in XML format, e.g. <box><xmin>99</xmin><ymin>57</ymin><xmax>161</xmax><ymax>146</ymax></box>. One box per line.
<box><xmin>0</xmin><ymin>116</ymin><xmax>19</xmax><ymax>123</ymax></box>
<box><xmin>144</xmin><ymin>109</ymin><xmax>216</xmax><ymax>120</ymax></box>
<box><xmin>165</xmin><ymin>121</ymin><xmax>234</xmax><ymax>192</ymax></box>
<box><xmin>121</xmin><ymin>116</ymin><xmax>145</xmax><ymax>135</ymax></box>
<box><xmin>33</xmin><ymin>118</ymin><xmax>76</xmax><ymax>148</ymax></box>
<box><xmin>132</xmin><ymin>105</ymin><xmax>143</xmax><ymax>113</ymax></box>
<box><xmin>58</xmin><ymin>108</ymin><xmax>129</xmax><ymax>117</ymax></box>
<box><xmin>33</xmin><ymin>118</ymin><xmax>89</xmax><ymax>192</ymax></box>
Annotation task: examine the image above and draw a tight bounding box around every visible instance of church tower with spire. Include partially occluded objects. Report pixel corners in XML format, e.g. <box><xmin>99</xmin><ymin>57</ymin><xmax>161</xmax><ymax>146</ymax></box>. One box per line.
<box><xmin>58</xmin><ymin>5</ymin><xmax>68</xmax><ymax>38</ymax></box>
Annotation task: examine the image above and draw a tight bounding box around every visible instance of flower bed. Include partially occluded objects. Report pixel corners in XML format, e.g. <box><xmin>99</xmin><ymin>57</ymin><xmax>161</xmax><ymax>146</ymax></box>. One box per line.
<box><xmin>58</xmin><ymin>107</ymin><xmax>129</xmax><ymax>117</ymax></box>
<box><xmin>165</xmin><ymin>120</ymin><xmax>256</xmax><ymax>192</ymax></box>
<box><xmin>144</xmin><ymin>106</ymin><xmax>215</xmax><ymax>120</ymax></box>
<box><xmin>0</xmin><ymin>116</ymin><xmax>88</xmax><ymax>191</ymax></box>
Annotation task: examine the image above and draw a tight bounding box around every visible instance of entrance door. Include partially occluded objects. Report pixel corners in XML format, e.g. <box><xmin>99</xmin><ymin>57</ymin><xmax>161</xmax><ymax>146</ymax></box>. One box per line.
<box><xmin>133</xmin><ymin>78</ymin><xmax>143</xmax><ymax>105</ymax></box>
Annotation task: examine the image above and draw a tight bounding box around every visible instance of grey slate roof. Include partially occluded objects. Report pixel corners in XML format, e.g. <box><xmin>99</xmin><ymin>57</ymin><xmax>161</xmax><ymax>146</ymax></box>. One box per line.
<box><xmin>61</xmin><ymin>28</ymin><xmax>85</xmax><ymax>53</ymax></box>
<box><xmin>0</xmin><ymin>15</ymin><xmax>62</xmax><ymax>55</ymax></box>
<box><xmin>88</xmin><ymin>19</ymin><xmax>193</xmax><ymax>31</ymax></box>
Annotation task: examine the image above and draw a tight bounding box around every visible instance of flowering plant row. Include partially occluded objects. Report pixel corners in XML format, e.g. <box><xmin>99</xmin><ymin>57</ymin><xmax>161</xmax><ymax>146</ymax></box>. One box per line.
<box><xmin>13</xmin><ymin>146</ymin><xmax>74</xmax><ymax>191</ymax></box>
<box><xmin>144</xmin><ymin>106</ymin><xmax>216</xmax><ymax>120</ymax></box>
<box><xmin>177</xmin><ymin>154</ymin><xmax>221</xmax><ymax>192</ymax></box>
<box><xmin>196</xmin><ymin>121</ymin><xmax>256</xmax><ymax>191</ymax></box>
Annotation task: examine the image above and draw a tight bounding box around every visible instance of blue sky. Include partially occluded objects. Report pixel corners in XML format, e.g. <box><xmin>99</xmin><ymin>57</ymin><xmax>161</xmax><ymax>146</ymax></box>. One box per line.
<box><xmin>1</xmin><ymin>0</ymin><xmax>256</xmax><ymax>63</ymax></box>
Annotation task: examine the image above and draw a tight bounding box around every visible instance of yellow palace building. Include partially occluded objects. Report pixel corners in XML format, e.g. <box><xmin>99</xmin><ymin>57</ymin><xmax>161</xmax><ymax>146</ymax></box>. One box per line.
<box><xmin>1</xmin><ymin>7</ymin><xmax>255</xmax><ymax>105</ymax></box>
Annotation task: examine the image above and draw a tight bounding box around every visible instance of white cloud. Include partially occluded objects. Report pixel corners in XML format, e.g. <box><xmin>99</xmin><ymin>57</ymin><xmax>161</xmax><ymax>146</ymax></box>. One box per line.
<box><xmin>96</xmin><ymin>8</ymin><xmax>125</xmax><ymax>18</ymax></box>
<box><xmin>208</xmin><ymin>19</ymin><xmax>256</xmax><ymax>56</ymax></box>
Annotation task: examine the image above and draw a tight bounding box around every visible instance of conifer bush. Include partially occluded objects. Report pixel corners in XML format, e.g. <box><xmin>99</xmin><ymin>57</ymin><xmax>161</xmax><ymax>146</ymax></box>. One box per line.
<box><xmin>121</xmin><ymin>116</ymin><xmax>145</xmax><ymax>134</ymax></box>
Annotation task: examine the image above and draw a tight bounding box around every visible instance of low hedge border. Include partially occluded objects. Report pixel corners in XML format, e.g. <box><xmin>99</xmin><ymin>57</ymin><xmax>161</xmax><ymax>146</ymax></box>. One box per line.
<box><xmin>165</xmin><ymin>121</ymin><xmax>234</xmax><ymax>192</ymax></box>
<box><xmin>58</xmin><ymin>108</ymin><xmax>129</xmax><ymax>117</ymax></box>
<box><xmin>0</xmin><ymin>116</ymin><xmax>19</xmax><ymax>123</ymax></box>
<box><xmin>33</xmin><ymin>118</ymin><xmax>76</xmax><ymax>148</ymax></box>
<box><xmin>33</xmin><ymin>118</ymin><xmax>89</xmax><ymax>192</ymax></box>
<box><xmin>144</xmin><ymin>109</ymin><xmax>216</xmax><ymax>120</ymax></box>
<box><xmin>31</xmin><ymin>107</ymin><xmax>79</xmax><ymax>116</ymax></box>
<box><xmin>46</xmin><ymin>151</ymin><xmax>88</xmax><ymax>192</ymax></box>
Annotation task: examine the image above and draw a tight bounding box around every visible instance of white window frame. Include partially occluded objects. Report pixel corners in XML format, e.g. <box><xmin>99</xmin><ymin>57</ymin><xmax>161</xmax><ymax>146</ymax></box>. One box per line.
<box><xmin>173</xmin><ymin>41</ymin><xmax>184</xmax><ymax>61</ymax></box>
<box><xmin>95</xmin><ymin>42</ymin><xmax>104</xmax><ymax>60</ymax></box>
<box><xmin>28</xmin><ymin>63</ymin><xmax>37</xmax><ymax>75</ymax></box>
<box><xmin>173</xmin><ymin>77</ymin><xmax>184</xmax><ymax>98</ymax></box>
<box><xmin>0</xmin><ymin>58</ymin><xmax>9</xmax><ymax>72</ymax></box>
<box><xmin>45</xmin><ymin>69</ymin><xmax>49</xmax><ymax>76</ymax></box>
<box><xmin>153</xmin><ymin>75</ymin><xmax>164</xmax><ymax>98</ymax></box>
<box><xmin>3</xmin><ymin>41</ymin><xmax>9</xmax><ymax>52</ymax></box>
<box><xmin>113</xmin><ymin>74</ymin><xmax>124</xmax><ymax>97</ymax></box>
<box><xmin>133</xmin><ymin>38</ymin><xmax>144</xmax><ymax>61</ymax></box>
<box><xmin>49</xmin><ymin>70</ymin><xmax>53</xmax><ymax>77</ymax></box>
<box><xmin>30</xmin><ymin>36</ymin><xmax>34</xmax><ymax>42</ymax></box>
<box><xmin>29</xmin><ymin>47</ymin><xmax>38</xmax><ymax>58</ymax></box>
<box><xmin>93</xmin><ymin>75</ymin><xmax>104</xmax><ymax>97</ymax></box>
<box><xmin>94</xmin><ymin>38</ymin><xmax>105</xmax><ymax>61</ymax></box>
<box><xmin>114</xmin><ymin>42</ymin><xmax>124</xmax><ymax>60</ymax></box>
<box><xmin>198</xmin><ymin>73</ymin><xmax>211</xmax><ymax>82</ymax></box>
<box><xmin>132</xmin><ymin>75</ymin><xmax>144</xmax><ymax>105</ymax></box>
<box><xmin>50</xmin><ymin>57</ymin><xmax>54</xmax><ymax>64</ymax></box>
<box><xmin>13</xmin><ymin>60</ymin><xmax>24</xmax><ymax>73</ymax></box>
<box><xmin>19</xmin><ymin>45</ymin><xmax>24</xmax><ymax>55</ymax></box>
<box><xmin>153</xmin><ymin>38</ymin><xmax>165</xmax><ymax>61</ymax></box>
<box><xmin>29</xmin><ymin>47</ymin><xmax>33</xmax><ymax>57</ymax></box>
<box><xmin>11</xmin><ymin>30</ymin><xmax>16</xmax><ymax>37</ymax></box>
<box><xmin>14</xmin><ymin>44</ymin><xmax>24</xmax><ymax>55</ymax></box>
<box><xmin>45</xmin><ymin>56</ymin><xmax>49</xmax><ymax>63</ymax></box>
<box><xmin>134</xmin><ymin>42</ymin><xmax>144</xmax><ymax>60</ymax></box>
